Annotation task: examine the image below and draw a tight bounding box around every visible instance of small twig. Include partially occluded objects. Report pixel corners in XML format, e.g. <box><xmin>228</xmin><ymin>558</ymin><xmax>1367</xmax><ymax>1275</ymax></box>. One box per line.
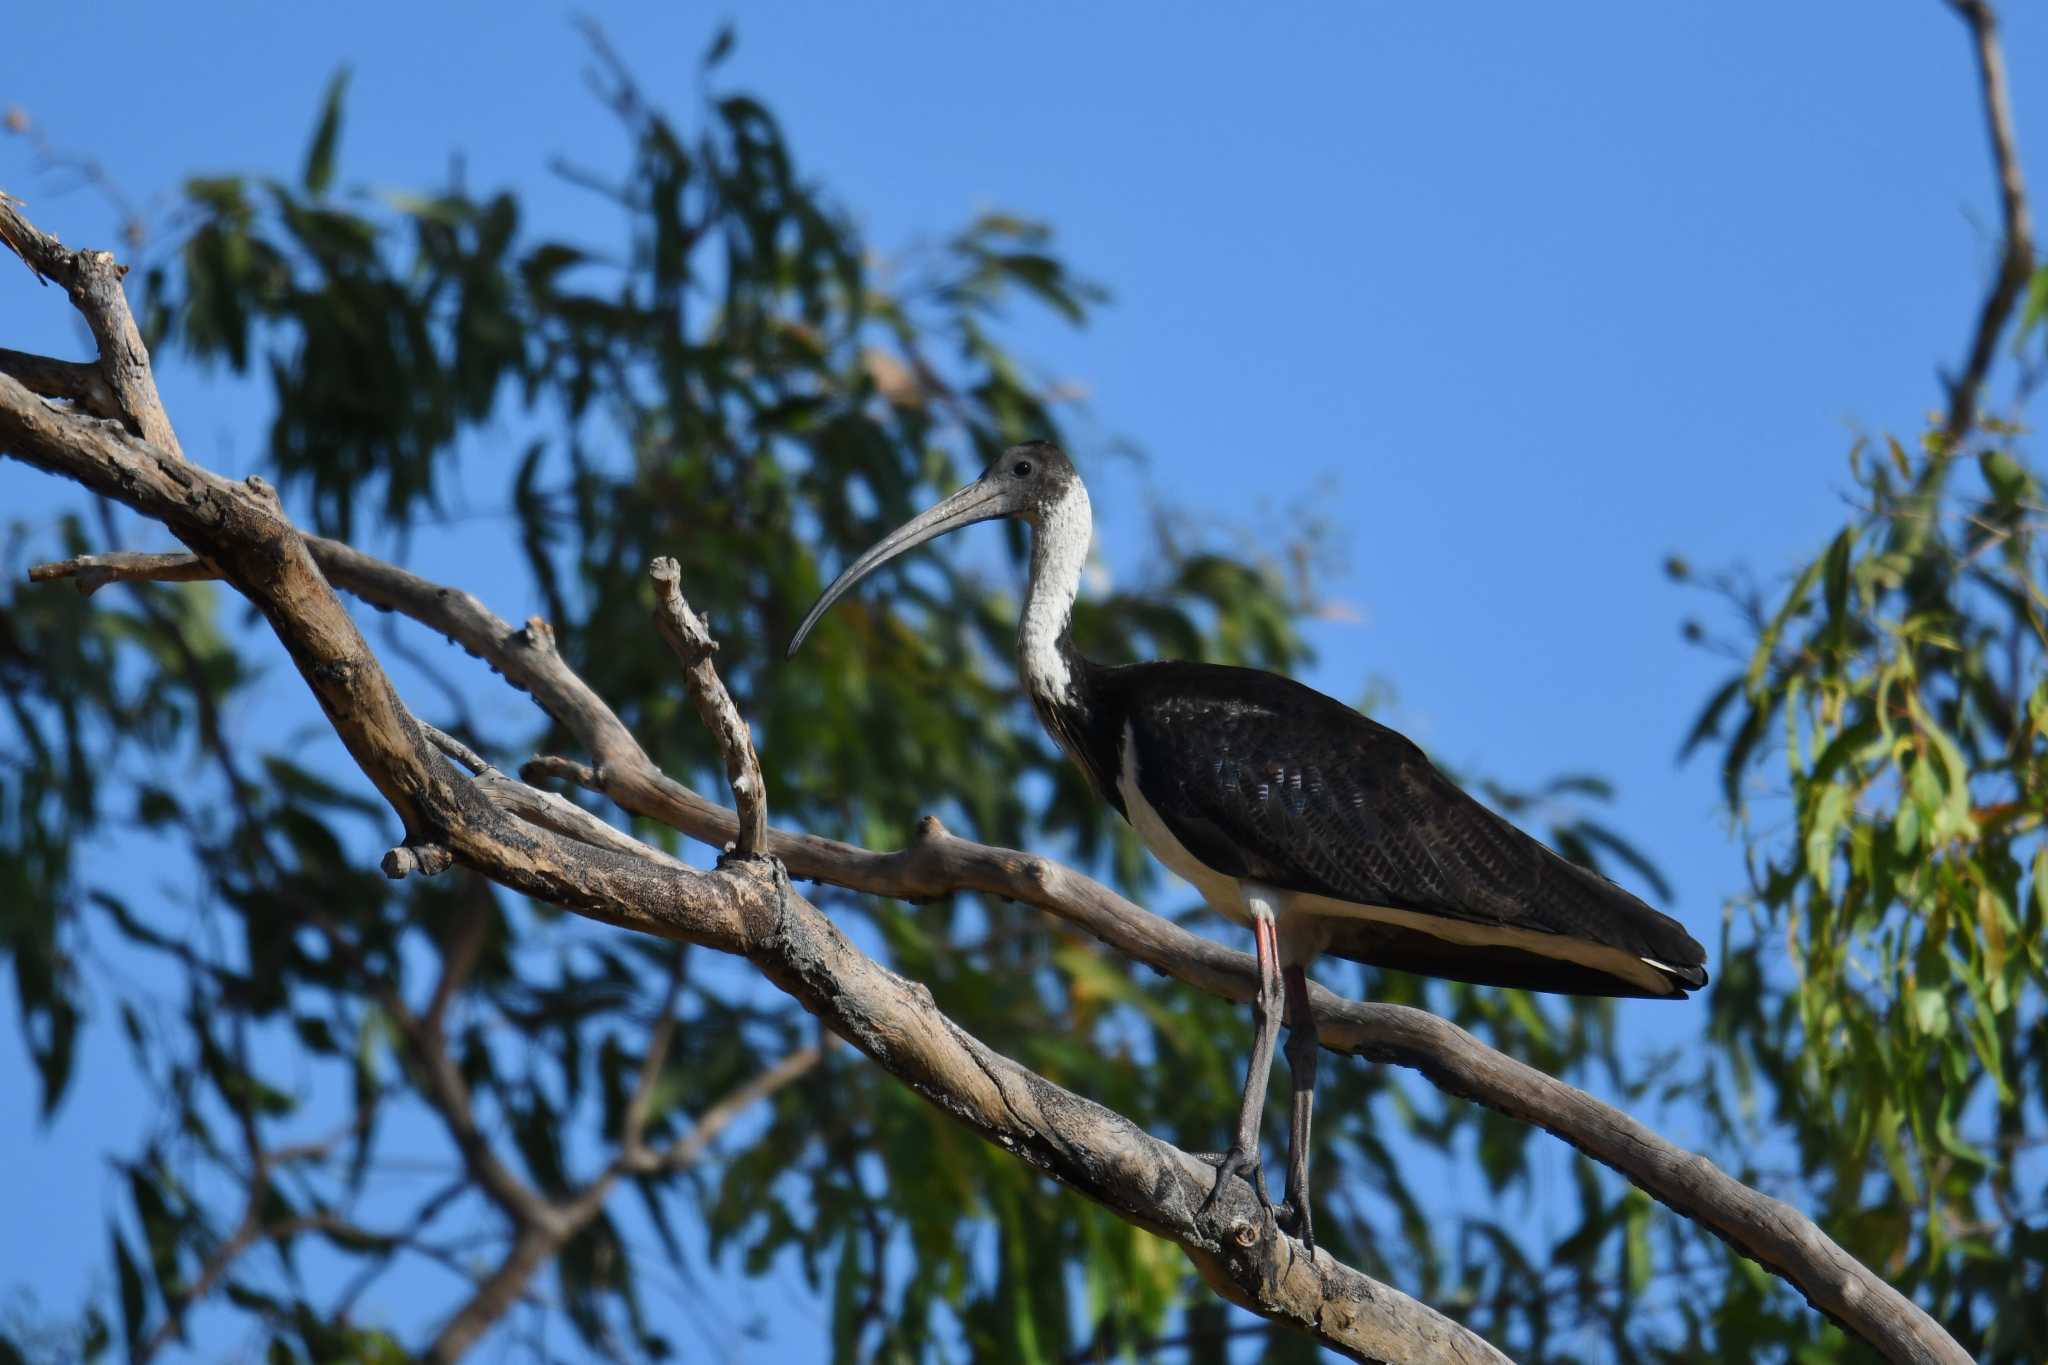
<box><xmin>520</xmin><ymin>754</ymin><xmax>600</xmax><ymax>788</ymax></box>
<box><xmin>424</xmin><ymin>722</ymin><xmax>688</xmax><ymax>869</ymax></box>
<box><xmin>419</xmin><ymin>721</ymin><xmax>491</xmax><ymax>776</ymax></box>
<box><xmin>648</xmin><ymin>557</ymin><xmax>767</xmax><ymax>858</ymax></box>
<box><xmin>1940</xmin><ymin>0</ymin><xmax>2035</xmax><ymax>448</ymax></box>
<box><xmin>475</xmin><ymin>769</ymin><xmax>689</xmax><ymax>868</ymax></box>
<box><xmin>2</xmin><ymin>106</ymin><xmax>149</xmax><ymax>248</ymax></box>
<box><xmin>27</xmin><ymin>548</ymin><xmax>218</xmax><ymax>595</ymax></box>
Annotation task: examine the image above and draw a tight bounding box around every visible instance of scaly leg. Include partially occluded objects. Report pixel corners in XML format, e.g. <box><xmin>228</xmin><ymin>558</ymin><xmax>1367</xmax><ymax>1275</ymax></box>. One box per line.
<box><xmin>1279</xmin><ymin>962</ymin><xmax>1319</xmax><ymax>1252</ymax></box>
<box><xmin>1203</xmin><ymin>888</ymin><xmax>1283</xmax><ymax>1218</ymax></box>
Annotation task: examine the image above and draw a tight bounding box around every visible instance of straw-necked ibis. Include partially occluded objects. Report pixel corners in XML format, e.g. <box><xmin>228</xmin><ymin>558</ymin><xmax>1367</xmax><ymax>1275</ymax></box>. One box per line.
<box><xmin>788</xmin><ymin>441</ymin><xmax>1707</xmax><ymax>1250</ymax></box>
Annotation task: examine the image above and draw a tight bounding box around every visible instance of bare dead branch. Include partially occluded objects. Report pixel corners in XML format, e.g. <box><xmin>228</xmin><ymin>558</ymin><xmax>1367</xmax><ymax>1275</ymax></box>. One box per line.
<box><xmin>27</xmin><ymin>547</ymin><xmax>218</xmax><ymax>595</ymax></box>
<box><xmin>0</xmin><ymin>345</ymin><xmax>119</xmax><ymax>418</ymax></box>
<box><xmin>648</xmin><ymin>556</ymin><xmax>768</xmax><ymax>859</ymax></box>
<box><xmin>421</xmin><ymin>721</ymin><xmax>686</xmax><ymax>867</ymax></box>
<box><xmin>382</xmin><ymin>843</ymin><xmax>455</xmax><ymax>879</ymax></box>
<box><xmin>521</xmin><ymin>754</ymin><xmax>599</xmax><ymax>788</ymax></box>
<box><xmin>471</xmin><ymin>768</ymin><xmax>689</xmax><ymax>868</ymax></box>
<box><xmin>0</xmin><ymin>196</ymin><xmax>182</xmax><ymax>454</ymax></box>
<box><xmin>419</xmin><ymin>721</ymin><xmax>491</xmax><ymax>775</ymax></box>
<box><xmin>1941</xmin><ymin>0</ymin><xmax>2035</xmax><ymax>447</ymax></box>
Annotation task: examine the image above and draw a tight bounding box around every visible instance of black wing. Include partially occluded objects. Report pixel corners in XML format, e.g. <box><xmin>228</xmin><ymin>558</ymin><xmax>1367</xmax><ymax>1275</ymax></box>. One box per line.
<box><xmin>1097</xmin><ymin>660</ymin><xmax>1707</xmax><ymax>998</ymax></box>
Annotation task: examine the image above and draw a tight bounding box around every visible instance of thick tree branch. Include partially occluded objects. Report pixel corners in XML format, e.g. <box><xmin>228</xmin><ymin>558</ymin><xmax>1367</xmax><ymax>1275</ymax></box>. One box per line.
<box><xmin>1940</xmin><ymin>0</ymin><xmax>2034</xmax><ymax>447</ymax></box>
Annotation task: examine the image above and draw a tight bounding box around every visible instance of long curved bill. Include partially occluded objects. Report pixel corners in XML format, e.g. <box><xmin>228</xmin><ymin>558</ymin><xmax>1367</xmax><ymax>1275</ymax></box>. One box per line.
<box><xmin>786</xmin><ymin>478</ymin><xmax>1012</xmax><ymax>658</ymax></box>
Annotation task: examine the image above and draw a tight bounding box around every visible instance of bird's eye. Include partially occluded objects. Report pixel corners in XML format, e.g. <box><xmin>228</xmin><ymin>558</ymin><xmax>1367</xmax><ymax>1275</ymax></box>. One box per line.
<box><xmin>1011</xmin><ymin>460</ymin><xmax>1034</xmax><ymax>478</ymax></box>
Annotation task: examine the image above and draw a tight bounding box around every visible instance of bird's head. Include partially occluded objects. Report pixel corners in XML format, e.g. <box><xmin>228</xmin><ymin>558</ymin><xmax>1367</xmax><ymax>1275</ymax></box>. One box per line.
<box><xmin>786</xmin><ymin>440</ymin><xmax>1079</xmax><ymax>658</ymax></box>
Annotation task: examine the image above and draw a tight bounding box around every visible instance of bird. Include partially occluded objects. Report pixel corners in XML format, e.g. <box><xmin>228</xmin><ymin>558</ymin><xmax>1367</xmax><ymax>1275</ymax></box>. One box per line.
<box><xmin>787</xmin><ymin>440</ymin><xmax>1707</xmax><ymax>1251</ymax></box>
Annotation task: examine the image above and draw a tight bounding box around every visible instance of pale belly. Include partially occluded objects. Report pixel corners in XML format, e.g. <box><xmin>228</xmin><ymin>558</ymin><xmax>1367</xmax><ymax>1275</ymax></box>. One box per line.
<box><xmin>1116</xmin><ymin>753</ymin><xmax>1247</xmax><ymax>919</ymax></box>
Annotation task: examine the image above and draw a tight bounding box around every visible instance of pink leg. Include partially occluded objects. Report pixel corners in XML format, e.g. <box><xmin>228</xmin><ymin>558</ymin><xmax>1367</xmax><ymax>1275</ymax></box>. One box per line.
<box><xmin>1204</xmin><ymin>903</ymin><xmax>1282</xmax><ymax>1216</ymax></box>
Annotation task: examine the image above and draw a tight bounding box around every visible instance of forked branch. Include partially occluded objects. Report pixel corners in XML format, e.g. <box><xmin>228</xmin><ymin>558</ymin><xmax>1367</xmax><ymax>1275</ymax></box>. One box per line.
<box><xmin>0</xmin><ymin>193</ymin><xmax>182</xmax><ymax>454</ymax></box>
<box><xmin>649</xmin><ymin>555</ymin><xmax>767</xmax><ymax>858</ymax></box>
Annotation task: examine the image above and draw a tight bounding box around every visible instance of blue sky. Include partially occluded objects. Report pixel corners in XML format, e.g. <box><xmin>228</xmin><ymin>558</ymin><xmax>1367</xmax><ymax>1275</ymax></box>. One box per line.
<box><xmin>4</xmin><ymin>1</ymin><xmax>2042</xmax><ymax>1358</ymax></box>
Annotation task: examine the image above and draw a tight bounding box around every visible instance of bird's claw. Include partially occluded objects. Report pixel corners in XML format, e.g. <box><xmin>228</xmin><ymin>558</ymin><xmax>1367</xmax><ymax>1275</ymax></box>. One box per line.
<box><xmin>1275</xmin><ymin>1198</ymin><xmax>1317</xmax><ymax>1254</ymax></box>
<box><xmin>1200</xmin><ymin>1144</ymin><xmax>1273</xmax><ymax>1220</ymax></box>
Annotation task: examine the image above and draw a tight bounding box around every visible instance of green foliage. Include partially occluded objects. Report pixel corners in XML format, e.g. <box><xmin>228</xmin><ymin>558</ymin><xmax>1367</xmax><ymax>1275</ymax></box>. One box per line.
<box><xmin>1686</xmin><ymin>414</ymin><xmax>2048</xmax><ymax>1358</ymax></box>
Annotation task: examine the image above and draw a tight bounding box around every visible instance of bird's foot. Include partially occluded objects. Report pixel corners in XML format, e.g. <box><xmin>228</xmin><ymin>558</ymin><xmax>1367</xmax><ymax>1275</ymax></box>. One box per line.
<box><xmin>1199</xmin><ymin>1143</ymin><xmax>1273</xmax><ymax>1221</ymax></box>
<box><xmin>1275</xmin><ymin>1197</ymin><xmax>1317</xmax><ymax>1254</ymax></box>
